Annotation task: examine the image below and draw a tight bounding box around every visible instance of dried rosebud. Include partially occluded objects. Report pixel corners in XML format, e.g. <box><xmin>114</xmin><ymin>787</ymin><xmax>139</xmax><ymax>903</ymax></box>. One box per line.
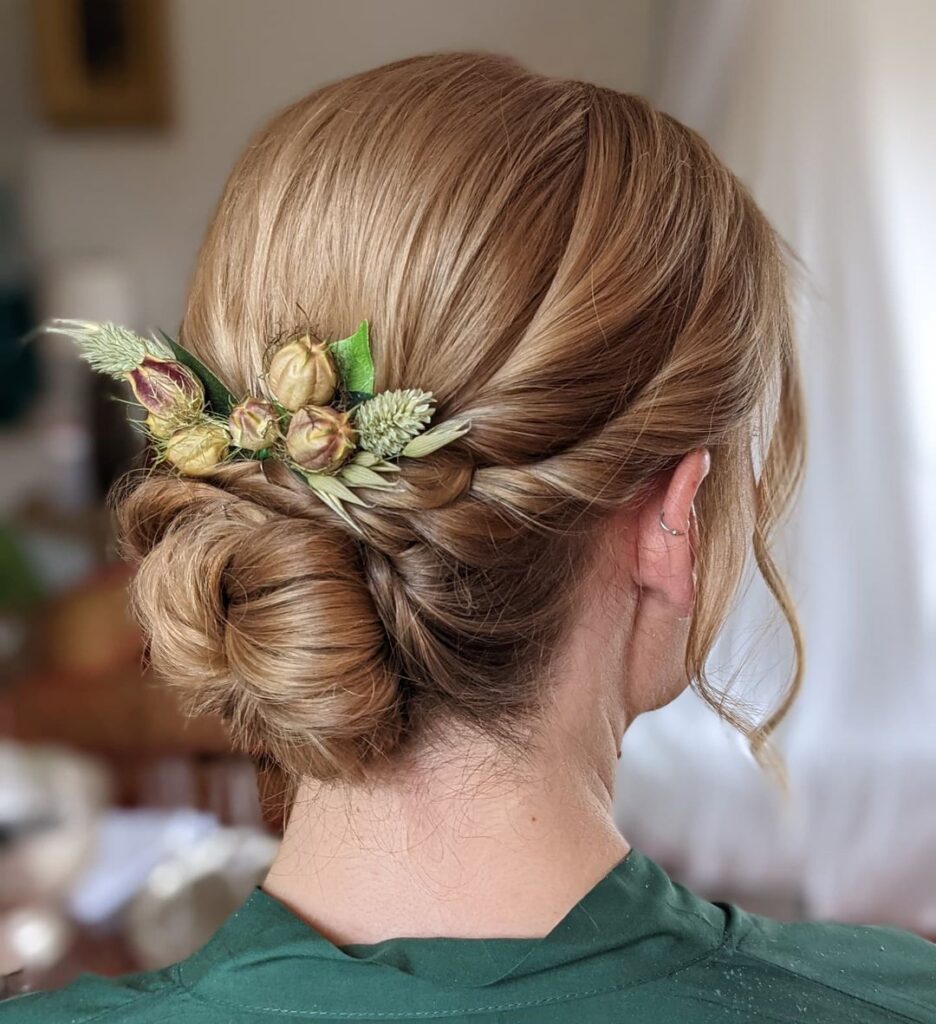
<box><xmin>285</xmin><ymin>406</ymin><xmax>356</xmax><ymax>472</ymax></box>
<box><xmin>127</xmin><ymin>356</ymin><xmax>204</xmax><ymax>422</ymax></box>
<box><xmin>228</xmin><ymin>397</ymin><xmax>279</xmax><ymax>451</ymax></box>
<box><xmin>163</xmin><ymin>421</ymin><xmax>229</xmax><ymax>477</ymax></box>
<box><xmin>266</xmin><ymin>334</ymin><xmax>338</xmax><ymax>411</ymax></box>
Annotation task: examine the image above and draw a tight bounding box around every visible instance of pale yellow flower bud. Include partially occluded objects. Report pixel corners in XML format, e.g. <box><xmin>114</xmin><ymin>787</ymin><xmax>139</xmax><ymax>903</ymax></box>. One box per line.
<box><xmin>285</xmin><ymin>406</ymin><xmax>356</xmax><ymax>472</ymax></box>
<box><xmin>267</xmin><ymin>334</ymin><xmax>338</xmax><ymax>411</ymax></box>
<box><xmin>145</xmin><ymin>413</ymin><xmax>177</xmax><ymax>439</ymax></box>
<box><xmin>228</xmin><ymin>397</ymin><xmax>279</xmax><ymax>451</ymax></box>
<box><xmin>164</xmin><ymin>421</ymin><xmax>229</xmax><ymax>477</ymax></box>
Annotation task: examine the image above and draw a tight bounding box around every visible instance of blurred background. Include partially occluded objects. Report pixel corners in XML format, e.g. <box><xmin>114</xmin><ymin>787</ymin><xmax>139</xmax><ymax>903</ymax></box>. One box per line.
<box><xmin>1</xmin><ymin>0</ymin><xmax>934</xmax><ymax>996</ymax></box>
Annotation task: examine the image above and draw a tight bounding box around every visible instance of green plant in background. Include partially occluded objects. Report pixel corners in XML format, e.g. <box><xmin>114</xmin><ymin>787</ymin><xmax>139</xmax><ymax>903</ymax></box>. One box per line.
<box><xmin>0</xmin><ymin>523</ymin><xmax>44</xmax><ymax>614</ymax></box>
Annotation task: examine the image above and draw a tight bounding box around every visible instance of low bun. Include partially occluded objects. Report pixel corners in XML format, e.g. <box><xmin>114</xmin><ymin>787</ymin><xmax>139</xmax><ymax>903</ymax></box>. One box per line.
<box><xmin>115</xmin><ymin>471</ymin><xmax>403</xmax><ymax>781</ymax></box>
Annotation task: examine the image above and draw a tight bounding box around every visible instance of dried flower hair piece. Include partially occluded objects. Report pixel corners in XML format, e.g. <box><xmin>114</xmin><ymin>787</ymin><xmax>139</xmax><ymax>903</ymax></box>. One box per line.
<box><xmin>43</xmin><ymin>318</ymin><xmax>470</xmax><ymax>529</ymax></box>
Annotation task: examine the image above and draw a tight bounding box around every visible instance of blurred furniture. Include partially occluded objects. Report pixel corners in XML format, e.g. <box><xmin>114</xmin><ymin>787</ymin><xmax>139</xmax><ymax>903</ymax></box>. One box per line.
<box><xmin>1</xmin><ymin>562</ymin><xmax>265</xmax><ymax>827</ymax></box>
<box><xmin>0</xmin><ymin>746</ymin><xmax>276</xmax><ymax>996</ymax></box>
<box><xmin>0</xmin><ymin>558</ymin><xmax>278</xmax><ymax>993</ymax></box>
<box><xmin>0</xmin><ymin>742</ymin><xmax>109</xmax><ymax>992</ymax></box>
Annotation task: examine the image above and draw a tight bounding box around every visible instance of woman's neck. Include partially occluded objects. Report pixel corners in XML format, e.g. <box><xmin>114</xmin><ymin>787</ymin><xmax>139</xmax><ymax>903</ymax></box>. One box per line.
<box><xmin>262</xmin><ymin>726</ymin><xmax>629</xmax><ymax>945</ymax></box>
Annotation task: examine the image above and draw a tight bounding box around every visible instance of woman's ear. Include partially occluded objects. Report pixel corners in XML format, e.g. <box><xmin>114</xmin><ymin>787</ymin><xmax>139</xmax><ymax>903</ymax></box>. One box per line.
<box><xmin>630</xmin><ymin>448</ymin><xmax>710</xmax><ymax>616</ymax></box>
<box><xmin>618</xmin><ymin>448</ymin><xmax>711</xmax><ymax>720</ymax></box>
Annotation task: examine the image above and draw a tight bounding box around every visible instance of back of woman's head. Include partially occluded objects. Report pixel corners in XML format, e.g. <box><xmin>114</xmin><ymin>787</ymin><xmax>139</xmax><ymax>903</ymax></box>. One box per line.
<box><xmin>116</xmin><ymin>53</ymin><xmax>805</xmax><ymax>788</ymax></box>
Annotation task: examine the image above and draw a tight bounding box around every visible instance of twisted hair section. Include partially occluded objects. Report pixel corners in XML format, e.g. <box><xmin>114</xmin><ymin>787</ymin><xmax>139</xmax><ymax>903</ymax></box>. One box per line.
<box><xmin>114</xmin><ymin>53</ymin><xmax>805</xmax><ymax>782</ymax></box>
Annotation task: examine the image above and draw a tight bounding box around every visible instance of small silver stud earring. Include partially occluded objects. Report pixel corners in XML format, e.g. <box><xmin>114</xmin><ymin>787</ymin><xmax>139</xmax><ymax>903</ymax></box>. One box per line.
<box><xmin>659</xmin><ymin>509</ymin><xmax>687</xmax><ymax>536</ymax></box>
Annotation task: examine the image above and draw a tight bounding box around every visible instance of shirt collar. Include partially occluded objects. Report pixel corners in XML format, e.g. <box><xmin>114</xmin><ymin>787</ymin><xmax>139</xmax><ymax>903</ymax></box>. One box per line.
<box><xmin>178</xmin><ymin>848</ymin><xmax>727</xmax><ymax>1018</ymax></box>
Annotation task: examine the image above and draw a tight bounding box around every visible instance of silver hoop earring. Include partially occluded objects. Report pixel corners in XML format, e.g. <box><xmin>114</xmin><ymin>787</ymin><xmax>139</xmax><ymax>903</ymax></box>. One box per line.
<box><xmin>659</xmin><ymin>509</ymin><xmax>686</xmax><ymax>536</ymax></box>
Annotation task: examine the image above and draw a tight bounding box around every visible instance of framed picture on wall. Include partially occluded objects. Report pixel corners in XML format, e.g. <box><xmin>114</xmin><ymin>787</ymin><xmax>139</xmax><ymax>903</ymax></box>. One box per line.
<box><xmin>33</xmin><ymin>0</ymin><xmax>170</xmax><ymax>129</ymax></box>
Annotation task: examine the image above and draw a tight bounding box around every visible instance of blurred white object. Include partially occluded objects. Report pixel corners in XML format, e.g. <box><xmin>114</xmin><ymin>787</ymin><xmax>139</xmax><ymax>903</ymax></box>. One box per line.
<box><xmin>67</xmin><ymin>808</ymin><xmax>220</xmax><ymax>926</ymax></box>
<box><xmin>0</xmin><ymin>906</ymin><xmax>70</xmax><ymax>976</ymax></box>
<box><xmin>0</xmin><ymin>742</ymin><xmax>109</xmax><ymax>978</ymax></box>
<box><xmin>36</xmin><ymin>256</ymin><xmax>135</xmax><ymax>420</ymax></box>
<box><xmin>0</xmin><ymin>255</ymin><xmax>136</xmax><ymax>517</ymax></box>
<box><xmin>0</xmin><ymin>741</ymin><xmax>109</xmax><ymax>908</ymax></box>
<box><xmin>31</xmin><ymin>256</ymin><xmax>136</xmax><ymax>513</ymax></box>
<box><xmin>617</xmin><ymin>0</ymin><xmax>936</xmax><ymax>933</ymax></box>
<box><xmin>125</xmin><ymin>826</ymin><xmax>279</xmax><ymax>969</ymax></box>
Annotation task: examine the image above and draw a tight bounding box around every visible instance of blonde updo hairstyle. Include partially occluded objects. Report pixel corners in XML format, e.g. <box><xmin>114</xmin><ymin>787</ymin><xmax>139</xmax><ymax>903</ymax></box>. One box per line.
<box><xmin>116</xmin><ymin>54</ymin><xmax>805</xmax><ymax>799</ymax></box>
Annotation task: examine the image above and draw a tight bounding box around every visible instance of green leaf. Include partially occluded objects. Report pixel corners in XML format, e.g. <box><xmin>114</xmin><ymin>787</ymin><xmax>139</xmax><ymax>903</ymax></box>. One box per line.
<box><xmin>329</xmin><ymin>320</ymin><xmax>375</xmax><ymax>402</ymax></box>
<box><xmin>345</xmin><ymin>390</ymin><xmax>373</xmax><ymax>407</ymax></box>
<box><xmin>158</xmin><ymin>329</ymin><xmax>237</xmax><ymax>416</ymax></box>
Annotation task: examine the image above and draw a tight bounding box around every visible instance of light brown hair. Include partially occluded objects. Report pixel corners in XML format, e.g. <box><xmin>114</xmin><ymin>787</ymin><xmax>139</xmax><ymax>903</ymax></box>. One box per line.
<box><xmin>116</xmin><ymin>53</ymin><xmax>805</xmax><ymax>793</ymax></box>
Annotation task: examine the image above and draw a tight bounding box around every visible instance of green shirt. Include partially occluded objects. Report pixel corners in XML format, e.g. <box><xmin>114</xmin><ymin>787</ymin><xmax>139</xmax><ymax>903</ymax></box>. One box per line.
<box><xmin>3</xmin><ymin>848</ymin><xmax>934</xmax><ymax>1022</ymax></box>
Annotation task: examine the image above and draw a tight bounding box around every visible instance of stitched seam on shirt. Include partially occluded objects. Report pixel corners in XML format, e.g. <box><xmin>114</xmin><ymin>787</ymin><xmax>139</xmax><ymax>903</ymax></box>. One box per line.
<box><xmin>665</xmin><ymin>902</ymin><xmax>725</xmax><ymax>940</ymax></box>
<box><xmin>736</xmin><ymin>949</ymin><xmax>934</xmax><ymax>1023</ymax></box>
<box><xmin>175</xmin><ymin>939</ymin><xmax>729</xmax><ymax>1019</ymax></box>
<box><xmin>2</xmin><ymin>985</ymin><xmax>174</xmax><ymax>1024</ymax></box>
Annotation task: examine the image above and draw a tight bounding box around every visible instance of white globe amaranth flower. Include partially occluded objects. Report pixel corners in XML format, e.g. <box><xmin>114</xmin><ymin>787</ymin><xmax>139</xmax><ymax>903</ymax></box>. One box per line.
<box><xmin>353</xmin><ymin>388</ymin><xmax>435</xmax><ymax>459</ymax></box>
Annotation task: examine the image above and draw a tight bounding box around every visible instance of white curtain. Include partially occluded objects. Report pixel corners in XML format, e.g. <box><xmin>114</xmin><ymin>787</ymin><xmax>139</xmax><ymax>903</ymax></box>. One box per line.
<box><xmin>615</xmin><ymin>0</ymin><xmax>936</xmax><ymax>932</ymax></box>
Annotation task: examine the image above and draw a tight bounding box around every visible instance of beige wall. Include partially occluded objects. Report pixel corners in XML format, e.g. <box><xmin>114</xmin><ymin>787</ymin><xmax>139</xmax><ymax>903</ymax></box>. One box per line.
<box><xmin>13</xmin><ymin>0</ymin><xmax>655</xmax><ymax>329</ymax></box>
